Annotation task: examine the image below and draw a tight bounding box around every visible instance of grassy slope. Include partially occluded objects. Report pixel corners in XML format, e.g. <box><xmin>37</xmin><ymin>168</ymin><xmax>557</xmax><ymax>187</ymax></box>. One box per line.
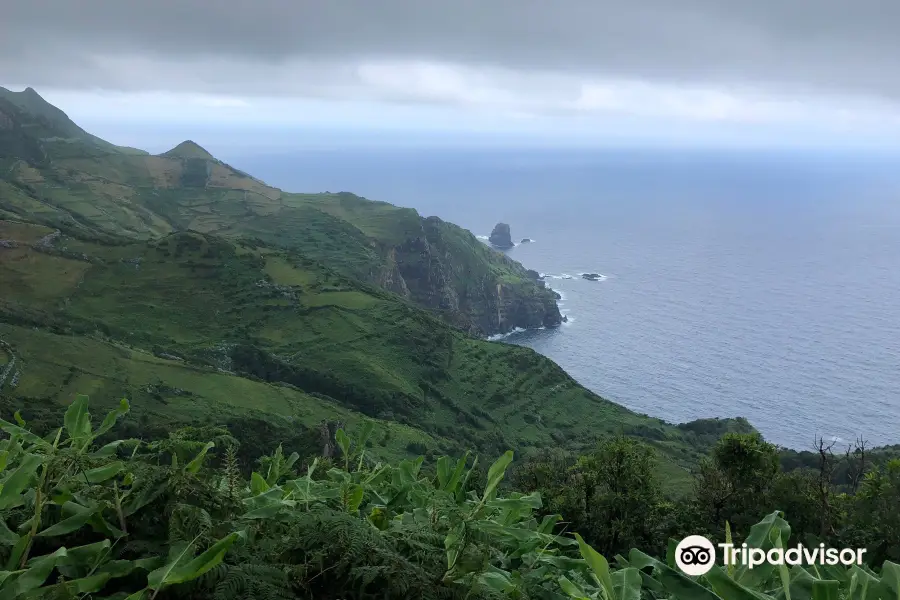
<box><xmin>0</xmin><ymin>220</ymin><xmax>748</xmax><ymax>491</ymax></box>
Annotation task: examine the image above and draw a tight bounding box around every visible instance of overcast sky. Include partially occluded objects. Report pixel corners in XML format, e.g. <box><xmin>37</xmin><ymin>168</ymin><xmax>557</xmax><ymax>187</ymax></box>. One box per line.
<box><xmin>4</xmin><ymin>1</ymin><xmax>900</xmax><ymax>150</ymax></box>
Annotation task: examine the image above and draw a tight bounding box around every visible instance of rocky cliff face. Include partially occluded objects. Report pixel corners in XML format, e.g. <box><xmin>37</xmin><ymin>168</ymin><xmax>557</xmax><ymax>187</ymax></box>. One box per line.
<box><xmin>382</xmin><ymin>216</ymin><xmax>561</xmax><ymax>335</ymax></box>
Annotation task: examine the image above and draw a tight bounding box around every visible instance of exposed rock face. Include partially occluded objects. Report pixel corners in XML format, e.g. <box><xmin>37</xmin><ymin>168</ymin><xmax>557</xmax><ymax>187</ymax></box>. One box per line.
<box><xmin>383</xmin><ymin>216</ymin><xmax>562</xmax><ymax>335</ymax></box>
<box><xmin>489</xmin><ymin>222</ymin><xmax>514</xmax><ymax>249</ymax></box>
<box><xmin>520</xmin><ymin>238</ymin><xmax>533</xmax><ymax>243</ymax></box>
<box><xmin>582</xmin><ymin>273</ymin><xmax>603</xmax><ymax>281</ymax></box>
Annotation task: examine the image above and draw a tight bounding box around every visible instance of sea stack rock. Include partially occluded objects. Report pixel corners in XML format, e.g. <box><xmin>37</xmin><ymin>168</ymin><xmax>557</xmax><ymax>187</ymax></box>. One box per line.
<box><xmin>582</xmin><ymin>273</ymin><xmax>603</xmax><ymax>281</ymax></box>
<box><xmin>520</xmin><ymin>238</ymin><xmax>533</xmax><ymax>244</ymax></box>
<box><xmin>489</xmin><ymin>223</ymin><xmax>514</xmax><ymax>249</ymax></box>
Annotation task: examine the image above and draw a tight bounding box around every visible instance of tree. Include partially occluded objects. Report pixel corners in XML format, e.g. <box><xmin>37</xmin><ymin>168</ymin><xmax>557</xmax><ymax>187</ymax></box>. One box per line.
<box><xmin>575</xmin><ymin>436</ymin><xmax>668</xmax><ymax>556</ymax></box>
<box><xmin>690</xmin><ymin>432</ymin><xmax>780</xmax><ymax>539</ymax></box>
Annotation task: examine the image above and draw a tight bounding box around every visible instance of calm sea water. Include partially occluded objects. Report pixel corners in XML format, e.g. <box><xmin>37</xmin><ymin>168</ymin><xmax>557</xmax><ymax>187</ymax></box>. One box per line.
<box><xmin>226</xmin><ymin>147</ymin><xmax>900</xmax><ymax>450</ymax></box>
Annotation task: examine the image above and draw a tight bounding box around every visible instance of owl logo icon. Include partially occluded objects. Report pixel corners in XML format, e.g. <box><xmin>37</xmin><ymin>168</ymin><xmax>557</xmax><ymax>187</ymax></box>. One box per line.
<box><xmin>675</xmin><ymin>535</ymin><xmax>716</xmax><ymax>576</ymax></box>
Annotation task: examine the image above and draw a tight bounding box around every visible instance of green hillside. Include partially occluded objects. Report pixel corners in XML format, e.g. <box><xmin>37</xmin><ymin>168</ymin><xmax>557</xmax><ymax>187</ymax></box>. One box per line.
<box><xmin>0</xmin><ymin>86</ymin><xmax>755</xmax><ymax>493</ymax></box>
<box><xmin>0</xmin><ymin>86</ymin><xmax>559</xmax><ymax>336</ymax></box>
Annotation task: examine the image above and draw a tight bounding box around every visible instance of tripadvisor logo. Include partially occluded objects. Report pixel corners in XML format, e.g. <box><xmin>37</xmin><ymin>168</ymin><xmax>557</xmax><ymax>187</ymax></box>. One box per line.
<box><xmin>675</xmin><ymin>536</ymin><xmax>716</xmax><ymax>576</ymax></box>
<box><xmin>675</xmin><ymin>535</ymin><xmax>867</xmax><ymax>576</ymax></box>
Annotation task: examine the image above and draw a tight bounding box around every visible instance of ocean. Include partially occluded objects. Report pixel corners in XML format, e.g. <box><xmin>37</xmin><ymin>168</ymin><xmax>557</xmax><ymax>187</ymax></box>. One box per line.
<box><xmin>224</xmin><ymin>146</ymin><xmax>900</xmax><ymax>450</ymax></box>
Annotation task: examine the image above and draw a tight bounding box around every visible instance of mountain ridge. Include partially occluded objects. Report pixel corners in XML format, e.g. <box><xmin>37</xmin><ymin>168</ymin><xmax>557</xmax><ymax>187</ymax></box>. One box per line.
<box><xmin>0</xmin><ymin>88</ymin><xmax>560</xmax><ymax>335</ymax></box>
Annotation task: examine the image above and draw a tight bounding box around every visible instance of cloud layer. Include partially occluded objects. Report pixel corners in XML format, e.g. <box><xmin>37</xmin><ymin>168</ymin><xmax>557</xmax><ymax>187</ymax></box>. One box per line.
<box><xmin>4</xmin><ymin>1</ymin><xmax>900</xmax><ymax>130</ymax></box>
<box><xmin>4</xmin><ymin>1</ymin><xmax>898</xmax><ymax>94</ymax></box>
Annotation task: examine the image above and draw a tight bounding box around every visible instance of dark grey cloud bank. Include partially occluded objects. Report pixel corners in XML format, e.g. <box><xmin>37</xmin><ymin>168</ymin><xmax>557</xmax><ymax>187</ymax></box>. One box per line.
<box><xmin>2</xmin><ymin>0</ymin><xmax>898</xmax><ymax>99</ymax></box>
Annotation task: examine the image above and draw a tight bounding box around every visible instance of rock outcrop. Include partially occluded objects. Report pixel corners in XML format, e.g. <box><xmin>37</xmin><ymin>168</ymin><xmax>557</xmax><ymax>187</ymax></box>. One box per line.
<box><xmin>489</xmin><ymin>223</ymin><xmax>514</xmax><ymax>249</ymax></box>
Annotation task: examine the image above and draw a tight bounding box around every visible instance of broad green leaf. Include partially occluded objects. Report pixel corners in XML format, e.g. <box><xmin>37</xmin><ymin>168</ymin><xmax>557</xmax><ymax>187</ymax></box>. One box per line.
<box><xmin>355</xmin><ymin>421</ymin><xmax>375</xmax><ymax>469</ymax></box>
<box><xmin>0</xmin><ymin>453</ymin><xmax>43</xmax><ymax>511</ymax></box>
<box><xmin>94</xmin><ymin>398</ymin><xmax>130</xmax><ymax>437</ymax></box>
<box><xmin>51</xmin><ymin>540</ymin><xmax>111</xmax><ymax>575</ymax></box>
<box><xmin>628</xmin><ymin>549</ymin><xmax>722</xmax><ymax>600</ymax></box>
<box><xmin>726</xmin><ymin>522</ymin><xmax>735</xmax><ymax>578</ymax></box>
<box><xmin>185</xmin><ymin>442</ymin><xmax>215</xmax><ymax>474</ymax></box>
<box><xmin>437</xmin><ymin>456</ymin><xmax>452</xmax><ymax>489</ymax></box>
<box><xmin>787</xmin><ymin>566</ymin><xmax>821</xmax><ymax>600</ymax></box>
<box><xmin>848</xmin><ymin>565</ymin><xmax>879</xmax><ymax>600</ymax></box>
<box><xmin>457</xmin><ymin>456</ymin><xmax>478</xmax><ymax>501</ymax></box>
<box><xmin>242</xmin><ymin>486</ymin><xmax>292</xmax><ymax>519</ymax></box>
<box><xmin>612</xmin><ymin>567</ymin><xmax>643</xmax><ymax>600</ymax></box>
<box><xmin>446</xmin><ymin>452</ymin><xmax>470</xmax><ymax>494</ymax></box>
<box><xmin>881</xmin><ymin>562</ymin><xmax>900</xmax><ymax>600</ymax></box>
<box><xmin>344</xmin><ymin>484</ymin><xmax>364</xmax><ymax>513</ymax></box>
<box><xmin>34</xmin><ymin>572</ymin><xmax>113</xmax><ymax>596</ymax></box>
<box><xmin>488</xmin><ymin>492</ymin><xmax>543</xmax><ymax>511</ymax></box>
<box><xmin>84</xmin><ymin>461</ymin><xmax>124</xmax><ymax>484</ymax></box>
<box><xmin>242</xmin><ymin>501</ymin><xmax>296</xmax><ymax>520</ymax></box>
<box><xmin>0</xmin><ymin>519</ymin><xmax>19</xmax><ymax>546</ymax></box>
<box><xmin>283</xmin><ymin>452</ymin><xmax>299</xmax><ymax>478</ymax></box>
<box><xmin>0</xmin><ymin>420</ymin><xmax>47</xmax><ymax>448</ymax></box>
<box><xmin>122</xmin><ymin>480</ymin><xmax>166</xmax><ymax>517</ymax></box>
<box><xmin>36</xmin><ymin>502</ymin><xmax>98</xmax><ymax>537</ymax></box>
<box><xmin>250</xmin><ymin>472</ymin><xmax>270</xmax><ymax>495</ymax></box>
<box><xmin>772</xmin><ymin>524</ymin><xmax>792</xmax><ymax>600</ymax></box>
<box><xmin>147</xmin><ymin>531</ymin><xmax>243</xmax><ymax>589</ymax></box>
<box><xmin>478</xmin><ymin>570</ymin><xmax>515</xmax><ymax>593</ymax></box>
<box><xmin>706</xmin><ymin>565</ymin><xmax>775</xmax><ymax>600</ymax></box>
<box><xmin>445</xmin><ymin>523</ymin><xmax>465</xmax><ymax>571</ymax></box>
<box><xmin>735</xmin><ymin>511</ymin><xmax>791</xmax><ymax>589</ymax></box>
<box><xmin>558</xmin><ymin>575</ymin><xmax>590</xmax><ymax>599</ymax></box>
<box><xmin>91</xmin><ymin>440</ymin><xmax>127</xmax><ymax>458</ymax></box>
<box><xmin>811</xmin><ymin>580</ymin><xmax>839</xmax><ymax>600</ymax></box>
<box><xmin>538</xmin><ymin>514</ymin><xmax>561</xmax><ymax>535</ymax></box>
<box><xmin>481</xmin><ymin>450</ymin><xmax>513</xmax><ymax>503</ymax></box>
<box><xmin>5</xmin><ymin>530</ymin><xmax>31</xmax><ymax>571</ymax></box>
<box><xmin>335</xmin><ymin>429</ymin><xmax>351</xmax><ymax>462</ymax></box>
<box><xmin>8</xmin><ymin>547</ymin><xmax>68</xmax><ymax>595</ymax></box>
<box><xmin>575</xmin><ymin>532</ymin><xmax>615</xmax><ymax>600</ymax></box>
<box><xmin>666</xmin><ymin>538</ymin><xmax>678</xmax><ymax>570</ymax></box>
<box><xmin>64</xmin><ymin>395</ymin><xmax>92</xmax><ymax>450</ymax></box>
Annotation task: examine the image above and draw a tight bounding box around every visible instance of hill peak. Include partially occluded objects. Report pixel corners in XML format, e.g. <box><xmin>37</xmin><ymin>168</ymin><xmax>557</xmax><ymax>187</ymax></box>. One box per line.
<box><xmin>161</xmin><ymin>140</ymin><xmax>215</xmax><ymax>160</ymax></box>
<box><xmin>0</xmin><ymin>86</ymin><xmax>62</xmax><ymax>118</ymax></box>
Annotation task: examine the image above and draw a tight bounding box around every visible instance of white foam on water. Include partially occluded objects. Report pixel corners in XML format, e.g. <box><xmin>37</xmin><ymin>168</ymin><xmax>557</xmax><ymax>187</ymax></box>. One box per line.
<box><xmin>485</xmin><ymin>327</ymin><xmax>527</xmax><ymax>341</ymax></box>
<box><xmin>476</xmin><ymin>235</ymin><xmax>489</xmax><ymax>240</ymax></box>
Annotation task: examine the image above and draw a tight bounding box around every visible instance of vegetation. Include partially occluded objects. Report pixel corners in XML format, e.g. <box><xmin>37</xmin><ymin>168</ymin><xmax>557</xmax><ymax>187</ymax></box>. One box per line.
<box><xmin>2</xmin><ymin>396</ymin><xmax>899</xmax><ymax>600</ymax></box>
<box><xmin>0</xmin><ymin>203</ymin><xmax>747</xmax><ymax>488</ymax></box>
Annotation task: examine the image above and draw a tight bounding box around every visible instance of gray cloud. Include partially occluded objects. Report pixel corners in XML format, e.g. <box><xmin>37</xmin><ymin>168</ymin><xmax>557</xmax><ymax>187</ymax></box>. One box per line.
<box><xmin>2</xmin><ymin>1</ymin><xmax>899</xmax><ymax>101</ymax></box>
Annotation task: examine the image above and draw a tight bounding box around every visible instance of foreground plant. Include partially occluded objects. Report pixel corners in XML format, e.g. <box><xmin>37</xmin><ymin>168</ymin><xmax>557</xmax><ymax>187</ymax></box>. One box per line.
<box><xmin>4</xmin><ymin>394</ymin><xmax>897</xmax><ymax>600</ymax></box>
<box><xmin>0</xmin><ymin>395</ymin><xmax>241</xmax><ymax>599</ymax></box>
<box><xmin>561</xmin><ymin>511</ymin><xmax>900</xmax><ymax>600</ymax></box>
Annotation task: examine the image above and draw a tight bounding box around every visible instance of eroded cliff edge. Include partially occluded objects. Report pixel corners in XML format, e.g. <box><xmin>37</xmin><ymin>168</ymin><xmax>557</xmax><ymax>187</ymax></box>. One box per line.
<box><xmin>379</xmin><ymin>216</ymin><xmax>562</xmax><ymax>335</ymax></box>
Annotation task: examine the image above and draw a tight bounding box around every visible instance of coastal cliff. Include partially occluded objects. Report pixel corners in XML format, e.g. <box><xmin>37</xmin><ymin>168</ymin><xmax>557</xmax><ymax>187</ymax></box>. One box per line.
<box><xmin>382</xmin><ymin>216</ymin><xmax>562</xmax><ymax>335</ymax></box>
